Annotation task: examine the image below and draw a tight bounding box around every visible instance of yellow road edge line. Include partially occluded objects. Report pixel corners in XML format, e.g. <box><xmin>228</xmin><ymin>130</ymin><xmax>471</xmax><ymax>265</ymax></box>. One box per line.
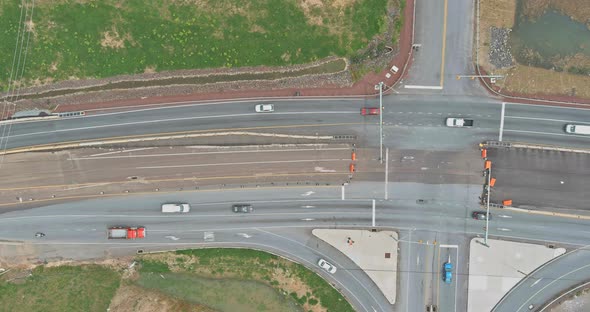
<box><xmin>0</xmin><ymin>184</ymin><xmax>339</xmax><ymax>207</ymax></box>
<box><xmin>439</xmin><ymin>0</ymin><xmax>448</xmax><ymax>87</ymax></box>
<box><xmin>0</xmin><ymin>172</ymin><xmax>350</xmax><ymax>191</ymax></box>
<box><xmin>1</xmin><ymin>122</ymin><xmax>364</xmax><ymax>155</ymax></box>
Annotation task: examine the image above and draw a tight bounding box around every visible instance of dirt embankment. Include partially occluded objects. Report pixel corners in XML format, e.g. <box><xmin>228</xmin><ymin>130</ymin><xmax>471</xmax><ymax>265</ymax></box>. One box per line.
<box><xmin>477</xmin><ymin>0</ymin><xmax>590</xmax><ymax>102</ymax></box>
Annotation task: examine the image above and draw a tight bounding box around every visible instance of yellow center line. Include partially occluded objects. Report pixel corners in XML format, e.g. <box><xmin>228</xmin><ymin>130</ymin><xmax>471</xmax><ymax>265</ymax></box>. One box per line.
<box><xmin>439</xmin><ymin>0</ymin><xmax>448</xmax><ymax>87</ymax></box>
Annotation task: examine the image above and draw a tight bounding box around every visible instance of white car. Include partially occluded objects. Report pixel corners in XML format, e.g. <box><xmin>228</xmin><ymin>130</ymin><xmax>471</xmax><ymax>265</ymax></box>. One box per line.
<box><xmin>255</xmin><ymin>104</ymin><xmax>274</xmax><ymax>113</ymax></box>
<box><xmin>318</xmin><ymin>259</ymin><xmax>337</xmax><ymax>273</ymax></box>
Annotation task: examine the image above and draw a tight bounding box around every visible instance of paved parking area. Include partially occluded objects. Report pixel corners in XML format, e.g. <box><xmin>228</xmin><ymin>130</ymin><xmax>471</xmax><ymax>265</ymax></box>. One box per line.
<box><xmin>487</xmin><ymin>147</ymin><xmax>590</xmax><ymax>210</ymax></box>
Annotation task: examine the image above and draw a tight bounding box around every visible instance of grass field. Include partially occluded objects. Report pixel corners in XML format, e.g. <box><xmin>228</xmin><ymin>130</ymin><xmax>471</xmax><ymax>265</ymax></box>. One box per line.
<box><xmin>0</xmin><ymin>265</ymin><xmax>120</xmax><ymax>312</ymax></box>
<box><xmin>139</xmin><ymin>248</ymin><xmax>355</xmax><ymax>312</ymax></box>
<box><xmin>0</xmin><ymin>0</ymin><xmax>389</xmax><ymax>90</ymax></box>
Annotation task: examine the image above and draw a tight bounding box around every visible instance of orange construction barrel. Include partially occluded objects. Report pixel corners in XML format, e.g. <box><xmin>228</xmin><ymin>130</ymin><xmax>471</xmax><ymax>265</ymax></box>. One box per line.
<box><xmin>484</xmin><ymin>160</ymin><xmax>491</xmax><ymax>170</ymax></box>
<box><xmin>351</xmin><ymin>152</ymin><xmax>356</xmax><ymax>161</ymax></box>
<box><xmin>502</xmin><ymin>199</ymin><xmax>512</xmax><ymax>206</ymax></box>
<box><xmin>481</xmin><ymin>149</ymin><xmax>487</xmax><ymax>159</ymax></box>
<box><xmin>490</xmin><ymin>178</ymin><xmax>496</xmax><ymax>187</ymax></box>
<box><xmin>349</xmin><ymin>163</ymin><xmax>355</xmax><ymax>173</ymax></box>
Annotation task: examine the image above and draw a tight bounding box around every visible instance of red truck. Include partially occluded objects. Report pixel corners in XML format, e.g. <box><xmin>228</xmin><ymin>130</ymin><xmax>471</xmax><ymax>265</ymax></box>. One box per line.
<box><xmin>108</xmin><ymin>226</ymin><xmax>146</xmax><ymax>239</ymax></box>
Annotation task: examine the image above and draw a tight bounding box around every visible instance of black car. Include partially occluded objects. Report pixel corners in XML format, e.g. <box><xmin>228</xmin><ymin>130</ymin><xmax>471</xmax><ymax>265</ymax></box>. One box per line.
<box><xmin>232</xmin><ymin>204</ymin><xmax>253</xmax><ymax>213</ymax></box>
<box><xmin>472</xmin><ymin>211</ymin><xmax>491</xmax><ymax>220</ymax></box>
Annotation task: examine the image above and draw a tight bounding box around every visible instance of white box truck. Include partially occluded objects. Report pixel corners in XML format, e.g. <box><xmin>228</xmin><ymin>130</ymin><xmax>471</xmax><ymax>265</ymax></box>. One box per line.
<box><xmin>161</xmin><ymin>203</ymin><xmax>191</xmax><ymax>213</ymax></box>
<box><xmin>565</xmin><ymin>124</ymin><xmax>590</xmax><ymax>135</ymax></box>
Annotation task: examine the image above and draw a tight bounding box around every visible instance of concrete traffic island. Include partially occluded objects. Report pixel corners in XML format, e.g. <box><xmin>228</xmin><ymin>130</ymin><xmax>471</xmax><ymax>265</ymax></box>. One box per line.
<box><xmin>312</xmin><ymin>229</ymin><xmax>398</xmax><ymax>304</ymax></box>
<box><xmin>468</xmin><ymin>238</ymin><xmax>566</xmax><ymax>312</ymax></box>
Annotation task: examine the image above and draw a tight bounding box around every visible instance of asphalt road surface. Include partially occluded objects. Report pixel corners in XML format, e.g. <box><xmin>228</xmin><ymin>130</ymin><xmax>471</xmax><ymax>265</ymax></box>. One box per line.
<box><xmin>2</xmin><ymin>183</ymin><xmax>590</xmax><ymax>311</ymax></box>
<box><xmin>487</xmin><ymin>147</ymin><xmax>590</xmax><ymax>210</ymax></box>
<box><xmin>1</xmin><ymin>96</ymin><xmax>589</xmax><ymax>152</ymax></box>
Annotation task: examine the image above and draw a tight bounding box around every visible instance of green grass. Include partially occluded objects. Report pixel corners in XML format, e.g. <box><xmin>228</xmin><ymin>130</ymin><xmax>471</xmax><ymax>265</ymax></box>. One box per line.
<box><xmin>169</xmin><ymin>248</ymin><xmax>355</xmax><ymax>312</ymax></box>
<box><xmin>137</xmin><ymin>272</ymin><xmax>301</xmax><ymax>312</ymax></box>
<box><xmin>0</xmin><ymin>0</ymin><xmax>390</xmax><ymax>90</ymax></box>
<box><xmin>0</xmin><ymin>265</ymin><xmax>120</xmax><ymax>312</ymax></box>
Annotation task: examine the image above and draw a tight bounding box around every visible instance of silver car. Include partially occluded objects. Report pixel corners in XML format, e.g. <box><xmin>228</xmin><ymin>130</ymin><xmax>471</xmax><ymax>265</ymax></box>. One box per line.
<box><xmin>255</xmin><ymin>104</ymin><xmax>274</xmax><ymax>113</ymax></box>
<box><xmin>318</xmin><ymin>259</ymin><xmax>337</xmax><ymax>273</ymax></box>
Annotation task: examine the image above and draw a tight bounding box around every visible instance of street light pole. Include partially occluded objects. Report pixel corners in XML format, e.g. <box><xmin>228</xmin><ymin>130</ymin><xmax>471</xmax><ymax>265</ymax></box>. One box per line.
<box><xmin>484</xmin><ymin>166</ymin><xmax>491</xmax><ymax>246</ymax></box>
<box><xmin>378</xmin><ymin>81</ymin><xmax>384</xmax><ymax>164</ymax></box>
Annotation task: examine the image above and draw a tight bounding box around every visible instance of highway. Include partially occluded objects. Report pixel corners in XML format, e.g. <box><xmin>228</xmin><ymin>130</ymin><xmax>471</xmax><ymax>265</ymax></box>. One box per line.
<box><xmin>0</xmin><ymin>1</ymin><xmax>589</xmax><ymax>311</ymax></box>
<box><xmin>1</xmin><ymin>96</ymin><xmax>589</xmax><ymax>152</ymax></box>
<box><xmin>1</xmin><ymin>184</ymin><xmax>590</xmax><ymax>311</ymax></box>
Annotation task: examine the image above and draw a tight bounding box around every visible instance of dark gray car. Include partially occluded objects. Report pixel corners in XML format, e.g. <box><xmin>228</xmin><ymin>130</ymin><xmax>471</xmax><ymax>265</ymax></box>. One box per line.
<box><xmin>232</xmin><ymin>204</ymin><xmax>253</xmax><ymax>213</ymax></box>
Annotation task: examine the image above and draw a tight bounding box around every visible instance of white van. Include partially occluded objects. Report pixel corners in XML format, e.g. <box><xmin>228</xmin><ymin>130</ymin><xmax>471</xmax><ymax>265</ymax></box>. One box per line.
<box><xmin>161</xmin><ymin>203</ymin><xmax>190</xmax><ymax>213</ymax></box>
<box><xmin>565</xmin><ymin>124</ymin><xmax>590</xmax><ymax>135</ymax></box>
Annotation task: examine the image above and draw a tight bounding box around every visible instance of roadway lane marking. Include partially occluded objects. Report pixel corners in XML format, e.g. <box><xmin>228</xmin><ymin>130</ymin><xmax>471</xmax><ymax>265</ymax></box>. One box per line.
<box><xmin>2</xmin><ymin>122</ymin><xmax>364</xmax><ymax>154</ymax></box>
<box><xmin>72</xmin><ymin>147</ymin><xmax>351</xmax><ymax>160</ymax></box>
<box><xmin>502</xmin><ymin>129</ymin><xmax>589</xmax><ymax>138</ymax></box>
<box><xmin>516</xmin><ymin>262</ymin><xmax>590</xmax><ymax>312</ymax></box>
<box><xmin>499</xmin><ymin>102</ymin><xmax>505</xmax><ymax>141</ymax></box>
<box><xmin>88</xmin><ymin>147</ymin><xmax>155</xmax><ymax>157</ymax></box>
<box><xmin>530</xmin><ymin>278</ymin><xmax>542</xmax><ymax>287</ymax></box>
<box><xmin>440</xmin><ymin>0</ymin><xmax>448</xmax><ymax>88</ymax></box>
<box><xmin>405</xmin><ymin>230</ymin><xmax>412</xmax><ymax>312</ymax></box>
<box><xmin>0</xmin><ymin>112</ymin><xmax>358</xmax><ymax>139</ymax></box>
<box><xmin>301</xmin><ymin>191</ymin><xmax>315</xmax><ymax>197</ymax></box>
<box><xmin>403</xmin><ymin>85</ymin><xmax>444</xmax><ymax>90</ymax></box>
<box><xmin>136</xmin><ymin>159</ymin><xmax>348</xmax><ymax>169</ymax></box>
<box><xmin>505</xmin><ymin>115</ymin><xmax>590</xmax><ymax>123</ymax></box>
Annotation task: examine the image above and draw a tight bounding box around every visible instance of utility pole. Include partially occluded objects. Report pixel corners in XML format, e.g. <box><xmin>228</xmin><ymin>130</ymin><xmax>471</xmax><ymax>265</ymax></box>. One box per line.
<box><xmin>483</xmin><ymin>166</ymin><xmax>491</xmax><ymax>246</ymax></box>
<box><xmin>376</xmin><ymin>82</ymin><xmax>384</xmax><ymax>163</ymax></box>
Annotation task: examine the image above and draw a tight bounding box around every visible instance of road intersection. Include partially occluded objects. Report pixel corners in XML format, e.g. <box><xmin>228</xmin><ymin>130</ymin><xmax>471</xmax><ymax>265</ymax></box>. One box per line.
<box><xmin>1</xmin><ymin>1</ymin><xmax>590</xmax><ymax>312</ymax></box>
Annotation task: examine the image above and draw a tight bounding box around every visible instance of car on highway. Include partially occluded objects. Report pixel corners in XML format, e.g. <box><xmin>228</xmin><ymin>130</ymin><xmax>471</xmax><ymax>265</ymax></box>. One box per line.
<box><xmin>318</xmin><ymin>259</ymin><xmax>337</xmax><ymax>273</ymax></box>
<box><xmin>564</xmin><ymin>124</ymin><xmax>590</xmax><ymax>135</ymax></box>
<box><xmin>232</xmin><ymin>204</ymin><xmax>253</xmax><ymax>213</ymax></box>
<box><xmin>255</xmin><ymin>104</ymin><xmax>274</xmax><ymax>113</ymax></box>
<box><xmin>443</xmin><ymin>261</ymin><xmax>453</xmax><ymax>284</ymax></box>
<box><xmin>360</xmin><ymin>107</ymin><xmax>380</xmax><ymax>115</ymax></box>
<box><xmin>472</xmin><ymin>211</ymin><xmax>492</xmax><ymax>220</ymax></box>
<box><xmin>161</xmin><ymin>203</ymin><xmax>190</xmax><ymax>213</ymax></box>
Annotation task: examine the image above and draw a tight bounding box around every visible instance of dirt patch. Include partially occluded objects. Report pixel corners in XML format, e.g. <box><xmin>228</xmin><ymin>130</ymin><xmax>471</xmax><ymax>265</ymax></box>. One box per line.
<box><xmin>101</xmin><ymin>28</ymin><xmax>126</xmax><ymax>49</ymax></box>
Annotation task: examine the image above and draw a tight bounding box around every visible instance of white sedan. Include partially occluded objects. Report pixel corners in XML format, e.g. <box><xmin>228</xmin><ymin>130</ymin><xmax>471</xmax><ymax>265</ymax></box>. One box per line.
<box><xmin>255</xmin><ymin>104</ymin><xmax>274</xmax><ymax>113</ymax></box>
<box><xmin>318</xmin><ymin>259</ymin><xmax>337</xmax><ymax>273</ymax></box>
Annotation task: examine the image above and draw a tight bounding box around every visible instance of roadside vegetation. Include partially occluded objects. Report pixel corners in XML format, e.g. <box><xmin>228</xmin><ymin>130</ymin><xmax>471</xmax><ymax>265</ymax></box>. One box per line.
<box><xmin>0</xmin><ymin>0</ymin><xmax>391</xmax><ymax>90</ymax></box>
<box><xmin>0</xmin><ymin>248</ymin><xmax>353</xmax><ymax>312</ymax></box>
<box><xmin>477</xmin><ymin>0</ymin><xmax>590</xmax><ymax>99</ymax></box>
<box><xmin>0</xmin><ymin>265</ymin><xmax>120</xmax><ymax>312</ymax></box>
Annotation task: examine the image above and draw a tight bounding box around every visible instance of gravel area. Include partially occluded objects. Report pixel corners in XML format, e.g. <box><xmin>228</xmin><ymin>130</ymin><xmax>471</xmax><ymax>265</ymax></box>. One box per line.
<box><xmin>489</xmin><ymin>26</ymin><xmax>513</xmax><ymax>69</ymax></box>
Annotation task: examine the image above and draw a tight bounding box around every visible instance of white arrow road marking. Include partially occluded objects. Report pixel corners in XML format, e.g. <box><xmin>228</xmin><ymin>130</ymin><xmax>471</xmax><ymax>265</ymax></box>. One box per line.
<box><xmin>497</xmin><ymin>228</ymin><xmax>512</xmax><ymax>232</ymax></box>
<box><xmin>301</xmin><ymin>205</ymin><xmax>316</xmax><ymax>209</ymax></box>
<box><xmin>301</xmin><ymin>218</ymin><xmax>315</xmax><ymax>221</ymax></box>
<box><xmin>237</xmin><ymin>233</ymin><xmax>252</xmax><ymax>238</ymax></box>
<box><xmin>165</xmin><ymin>236</ymin><xmax>180</xmax><ymax>241</ymax></box>
<box><xmin>301</xmin><ymin>191</ymin><xmax>315</xmax><ymax>197</ymax></box>
<box><xmin>498</xmin><ymin>215</ymin><xmax>513</xmax><ymax>218</ymax></box>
